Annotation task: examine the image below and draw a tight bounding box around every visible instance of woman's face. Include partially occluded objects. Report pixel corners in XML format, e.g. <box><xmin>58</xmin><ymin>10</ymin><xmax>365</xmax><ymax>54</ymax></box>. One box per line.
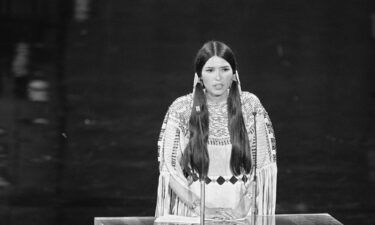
<box><xmin>201</xmin><ymin>56</ymin><xmax>234</xmax><ymax>101</ymax></box>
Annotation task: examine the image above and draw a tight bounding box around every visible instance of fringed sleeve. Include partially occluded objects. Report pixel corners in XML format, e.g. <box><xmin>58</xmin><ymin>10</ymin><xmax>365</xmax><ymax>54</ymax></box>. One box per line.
<box><xmin>255</xmin><ymin>107</ymin><xmax>277</xmax><ymax>215</ymax></box>
<box><xmin>242</xmin><ymin>92</ymin><xmax>278</xmax><ymax>216</ymax></box>
<box><xmin>155</xmin><ymin>110</ymin><xmax>171</xmax><ymax>217</ymax></box>
<box><xmin>155</xmin><ymin>95</ymin><xmax>197</xmax><ymax>217</ymax></box>
<box><xmin>254</xmin><ymin>163</ymin><xmax>277</xmax><ymax>215</ymax></box>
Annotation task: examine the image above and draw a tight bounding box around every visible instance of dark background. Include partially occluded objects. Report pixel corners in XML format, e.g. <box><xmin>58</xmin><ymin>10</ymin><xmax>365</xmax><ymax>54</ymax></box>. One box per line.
<box><xmin>0</xmin><ymin>0</ymin><xmax>374</xmax><ymax>224</ymax></box>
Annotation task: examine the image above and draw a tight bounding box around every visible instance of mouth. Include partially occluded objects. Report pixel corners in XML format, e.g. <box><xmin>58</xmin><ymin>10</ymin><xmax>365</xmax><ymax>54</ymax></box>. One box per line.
<box><xmin>213</xmin><ymin>84</ymin><xmax>224</xmax><ymax>90</ymax></box>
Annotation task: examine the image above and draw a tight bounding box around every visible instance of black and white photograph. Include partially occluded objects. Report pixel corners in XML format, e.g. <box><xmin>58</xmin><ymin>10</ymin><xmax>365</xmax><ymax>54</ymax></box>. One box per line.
<box><xmin>0</xmin><ymin>0</ymin><xmax>374</xmax><ymax>225</ymax></box>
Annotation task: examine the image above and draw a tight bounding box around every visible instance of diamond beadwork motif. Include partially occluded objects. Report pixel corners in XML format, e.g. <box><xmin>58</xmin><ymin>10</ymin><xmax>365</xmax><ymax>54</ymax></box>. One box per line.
<box><xmin>217</xmin><ymin>176</ymin><xmax>225</xmax><ymax>185</ymax></box>
<box><xmin>191</xmin><ymin>175</ymin><xmax>250</xmax><ymax>184</ymax></box>
<box><xmin>229</xmin><ymin>176</ymin><xmax>238</xmax><ymax>184</ymax></box>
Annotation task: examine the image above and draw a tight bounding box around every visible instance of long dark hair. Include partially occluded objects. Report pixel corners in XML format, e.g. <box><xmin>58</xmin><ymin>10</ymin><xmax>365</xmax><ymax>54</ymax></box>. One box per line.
<box><xmin>182</xmin><ymin>41</ymin><xmax>251</xmax><ymax>179</ymax></box>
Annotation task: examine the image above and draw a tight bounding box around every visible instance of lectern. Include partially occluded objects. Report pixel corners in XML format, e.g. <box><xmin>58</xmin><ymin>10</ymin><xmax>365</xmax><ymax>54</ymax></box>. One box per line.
<box><xmin>94</xmin><ymin>213</ymin><xmax>343</xmax><ymax>225</ymax></box>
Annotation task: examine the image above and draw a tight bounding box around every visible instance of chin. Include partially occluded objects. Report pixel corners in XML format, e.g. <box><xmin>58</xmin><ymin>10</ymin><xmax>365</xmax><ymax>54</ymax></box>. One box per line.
<box><xmin>212</xmin><ymin>90</ymin><xmax>226</xmax><ymax>96</ymax></box>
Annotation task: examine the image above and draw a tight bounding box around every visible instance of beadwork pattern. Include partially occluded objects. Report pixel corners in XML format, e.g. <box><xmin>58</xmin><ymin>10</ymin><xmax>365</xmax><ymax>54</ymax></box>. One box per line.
<box><xmin>189</xmin><ymin>174</ymin><xmax>250</xmax><ymax>185</ymax></box>
<box><xmin>158</xmin><ymin>92</ymin><xmax>277</xmax><ymax>167</ymax></box>
<box><xmin>156</xmin><ymin>91</ymin><xmax>278</xmax><ymax>217</ymax></box>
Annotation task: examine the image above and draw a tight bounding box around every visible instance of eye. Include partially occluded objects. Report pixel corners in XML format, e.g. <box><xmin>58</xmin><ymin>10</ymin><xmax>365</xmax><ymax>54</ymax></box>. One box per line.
<box><xmin>222</xmin><ymin>67</ymin><xmax>230</xmax><ymax>72</ymax></box>
<box><xmin>205</xmin><ymin>68</ymin><xmax>214</xmax><ymax>72</ymax></box>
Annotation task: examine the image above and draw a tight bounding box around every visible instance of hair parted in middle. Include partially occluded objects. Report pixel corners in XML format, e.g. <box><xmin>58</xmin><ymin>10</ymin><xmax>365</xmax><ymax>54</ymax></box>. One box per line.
<box><xmin>182</xmin><ymin>41</ymin><xmax>251</xmax><ymax>180</ymax></box>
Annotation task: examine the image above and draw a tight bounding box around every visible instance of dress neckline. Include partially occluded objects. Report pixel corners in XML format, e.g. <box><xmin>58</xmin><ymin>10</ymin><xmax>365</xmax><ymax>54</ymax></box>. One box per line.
<box><xmin>206</xmin><ymin>100</ymin><xmax>227</xmax><ymax>107</ymax></box>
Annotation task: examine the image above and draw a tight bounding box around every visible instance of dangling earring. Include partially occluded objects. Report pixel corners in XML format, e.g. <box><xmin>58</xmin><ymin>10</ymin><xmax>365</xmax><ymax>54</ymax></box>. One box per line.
<box><xmin>200</xmin><ymin>79</ymin><xmax>205</xmax><ymax>88</ymax></box>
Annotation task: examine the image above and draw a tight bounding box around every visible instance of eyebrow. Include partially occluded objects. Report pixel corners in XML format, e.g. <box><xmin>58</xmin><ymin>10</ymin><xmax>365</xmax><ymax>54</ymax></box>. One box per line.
<box><xmin>204</xmin><ymin>65</ymin><xmax>231</xmax><ymax>69</ymax></box>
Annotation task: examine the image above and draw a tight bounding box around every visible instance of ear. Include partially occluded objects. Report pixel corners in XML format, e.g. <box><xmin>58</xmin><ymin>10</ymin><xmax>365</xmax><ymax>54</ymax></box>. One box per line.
<box><xmin>233</xmin><ymin>73</ymin><xmax>237</xmax><ymax>81</ymax></box>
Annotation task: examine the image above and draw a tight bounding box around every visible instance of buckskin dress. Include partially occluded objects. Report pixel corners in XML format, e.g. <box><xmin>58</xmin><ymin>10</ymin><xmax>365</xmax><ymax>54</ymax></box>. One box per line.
<box><xmin>155</xmin><ymin>91</ymin><xmax>277</xmax><ymax>217</ymax></box>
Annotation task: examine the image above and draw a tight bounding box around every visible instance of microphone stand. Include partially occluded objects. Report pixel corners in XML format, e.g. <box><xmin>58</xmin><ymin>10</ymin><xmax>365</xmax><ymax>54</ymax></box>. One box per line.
<box><xmin>196</xmin><ymin>106</ymin><xmax>205</xmax><ymax>225</ymax></box>
<box><xmin>251</xmin><ymin>111</ymin><xmax>258</xmax><ymax>221</ymax></box>
<box><xmin>200</xmin><ymin>178</ymin><xmax>205</xmax><ymax>225</ymax></box>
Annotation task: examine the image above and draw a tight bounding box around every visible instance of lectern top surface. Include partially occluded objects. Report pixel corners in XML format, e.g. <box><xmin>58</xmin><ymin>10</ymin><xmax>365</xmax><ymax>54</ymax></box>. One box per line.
<box><xmin>94</xmin><ymin>213</ymin><xmax>343</xmax><ymax>225</ymax></box>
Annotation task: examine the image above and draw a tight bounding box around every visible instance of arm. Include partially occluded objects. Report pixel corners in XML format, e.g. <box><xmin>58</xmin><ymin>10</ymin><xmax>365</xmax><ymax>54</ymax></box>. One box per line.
<box><xmin>155</xmin><ymin>105</ymin><xmax>200</xmax><ymax>217</ymax></box>
<box><xmin>251</xmin><ymin>99</ymin><xmax>277</xmax><ymax>215</ymax></box>
<box><xmin>237</xmin><ymin>93</ymin><xmax>277</xmax><ymax>216</ymax></box>
<box><xmin>163</xmin><ymin>117</ymin><xmax>200</xmax><ymax>207</ymax></box>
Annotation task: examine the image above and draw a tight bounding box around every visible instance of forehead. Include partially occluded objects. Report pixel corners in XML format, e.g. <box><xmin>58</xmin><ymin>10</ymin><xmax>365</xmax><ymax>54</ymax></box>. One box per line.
<box><xmin>203</xmin><ymin>56</ymin><xmax>231</xmax><ymax>68</ymax></box>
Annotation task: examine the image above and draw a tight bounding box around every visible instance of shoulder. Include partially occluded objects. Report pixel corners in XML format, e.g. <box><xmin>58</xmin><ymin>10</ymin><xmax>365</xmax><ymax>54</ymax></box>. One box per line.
<box><xmin>168</xmin><ymin>93</ymin><xmax>193</xmax><ymax>114</ymax></box>
<box><xmin>167</xmin><ymin>93</ymin><xmax>193</xmax><ymax>127</ymax></box>
<box><xmin>240</xmin><ymin>91</ymin><xmax>264</xmax><ymax>113</ymax></box>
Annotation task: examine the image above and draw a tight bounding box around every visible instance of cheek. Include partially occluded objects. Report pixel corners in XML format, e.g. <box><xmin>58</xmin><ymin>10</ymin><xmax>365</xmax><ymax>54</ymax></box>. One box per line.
<box><xmin>201</xmin><ymin>74</ymin><xmax>212</xmax><ymax>84</ymax></box>
<box><xmin>224</xmin><ymin>74</ymin><xmax>234</xmax><ymax>85</ymax></box>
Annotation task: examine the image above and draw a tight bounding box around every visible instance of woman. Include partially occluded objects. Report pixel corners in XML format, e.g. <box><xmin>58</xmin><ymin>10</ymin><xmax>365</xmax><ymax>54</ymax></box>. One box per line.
<box><xmin>155</xmin><ymin>41</ymin><xmax>277</xmax><ymax>219</ymax></box>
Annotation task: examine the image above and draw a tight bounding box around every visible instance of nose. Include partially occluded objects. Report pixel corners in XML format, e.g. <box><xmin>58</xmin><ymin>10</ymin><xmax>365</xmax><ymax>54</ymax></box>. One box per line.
<box><xmin>215</xmin><ymin>70</ymin><xmax>221</xmax><ymax>80</ymax></box>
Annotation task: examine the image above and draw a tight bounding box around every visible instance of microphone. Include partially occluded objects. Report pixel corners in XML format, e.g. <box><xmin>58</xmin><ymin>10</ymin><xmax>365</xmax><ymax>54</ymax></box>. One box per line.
<box><xmin>251</xmin><ymin>111</ymin><xmax>258</xmax><ymax>217</ymax></box>
<box><xmin>196</xmin><ymin>106</ymin><xmax>205</xmax><ymax>224</ymax></box>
